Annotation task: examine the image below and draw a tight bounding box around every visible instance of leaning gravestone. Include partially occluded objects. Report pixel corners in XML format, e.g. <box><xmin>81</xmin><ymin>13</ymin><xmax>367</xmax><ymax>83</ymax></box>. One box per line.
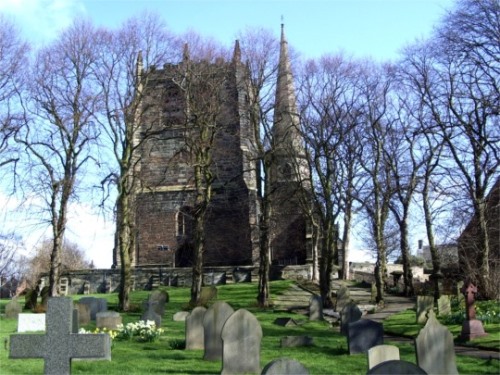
<box><xmin>186</xmin><ymin>306</ymin><xmax>207</xmax><ymax>350</ymax></box>
<box><xmin>5</xmin><ymin>299</ymin><xmax>22</xmax><ymax>319</ymax></box>
<box><xmin>437</xmin><ymin>295</ymin><xmax>451</xmax><ymax>317</ymax></box>
<box><xmin>149</xmin><ymin>290</ymin><xmax>168</xmax><ymax>317</ymax></box>
<box><xmin>10</xmin><ymin>297</ymin><xmax>111</xmax><ymax>375</ymax></box>
<box><xmin>141</xmin><ymin>300</ymin><xmax>161</xmax><ymax>327</ymax></box>
<box><xmin>347</xmin><ymin>319</ymin><xmax>383</xmax><ymax>354</ymax></box>
<box><xmin>416</xmin><ymin>295</ymin><xmax>434</xmax><ymax>324</ymax></box>
<box><xmin>203</xmin><ymin>301</ymin><xmax>234</xmax><ymax>361</ymax></box>
<box><xmin>221</xmin><ymin>309</ymin><xmax>262</xmax><ymax>375</ymax></box>
<box><xmin>78</xmin><ymin>297</ymin><xmax>107</xmax><ymax>321</ymax></box>
<box><xmin>309</xmin><ymin>295</ymin><xmax>323</xmax><ymax>321</ymax></box>
<box><xmin>335</xmin><ymin>284</ymin><xmax>350</xmax><ymax>311</ymax></box>
<box><xmin>415</xmin><ymin>310</ymin><xmax>458</xmax><ymax>375</ymax></box>
<box><xmin>96</xmin><ymin>311</ymin><xmax>122</xmax><ymax>330</ymax></box>
<box><xmin>340</xmin><ymin>301</ymin><xmax>362</xmax><ymax>336</ymax></box>
<box><xmin>368</xmin><ymin>345</ymin><xmax>400</xmax><ymax>369</ymax></box>
<box><xmin>367</xmin><ymin>360</ymin><xmax>427</xmax><ymax>374</ymax></box>
<box><xmin>261</xmin><ymin>358</ymin><xmax>309</xmax><ymax>375</ymax></box>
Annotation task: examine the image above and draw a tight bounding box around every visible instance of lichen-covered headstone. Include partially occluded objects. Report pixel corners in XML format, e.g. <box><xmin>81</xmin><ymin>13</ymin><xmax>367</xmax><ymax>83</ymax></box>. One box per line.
<box><xmin>203</xmin><ymin>301</ymin><xmax>234</xmax><ymax>361</ymax></box>
<box><xmin>221</xmin><ymin>309</ymin><xmax>262</xmax><ymax>375</ymax></box>
<box><xmin>199</xmin><ymin>286</ymin><xmax>218</xmax><ymax>306</ymax></box>
<box><xmin>74</xmin><ymin>303</ymin><xmax>91</xmax><ymax>326</ymax></box>
<box><xmin>415</xmin><ymin>310</ymin><xmax>458</xmax><ymax>375</ymax></box>
<box><xmin>186</xmin><ymin>306</ymin><xmax>207</xmax><ymax>350</ymax></box>
<box><xmin>416</xmin><ymin>295</ymin><xmax>434</xmax><ymax>324</ymax></box>
<box><xmin>5</xmin><ymin>298</ymin><xmax>22</xmax><ymax>319</ymax></box>
<box><xmin>9</xmin><ymin>297</ymin><xmax>111</xmax><ymax>375</ymax></box>
<box><xmin>437</xmin><ymin>295</ymin><xmax>451</xmax><ymax>317</ymax></box>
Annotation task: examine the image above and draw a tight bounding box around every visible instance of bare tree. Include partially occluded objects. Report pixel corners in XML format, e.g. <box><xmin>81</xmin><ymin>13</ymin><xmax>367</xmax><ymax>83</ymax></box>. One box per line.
<box><xmin>15</xmin><ymin>20</ymin><xmax>102</xmax><ymax>296</ymax></box>
<box><xmin>94</xmin><ymin>12</ymin><xmax>178</xmax><ymax>311</ymax></box>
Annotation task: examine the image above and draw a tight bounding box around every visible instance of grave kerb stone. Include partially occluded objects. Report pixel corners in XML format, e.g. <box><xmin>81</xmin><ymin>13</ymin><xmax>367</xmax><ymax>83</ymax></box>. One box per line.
<box><xmin>9</xmin><ymin>297</ymin><xmax>111</xmax><ymax>375</ymax></box>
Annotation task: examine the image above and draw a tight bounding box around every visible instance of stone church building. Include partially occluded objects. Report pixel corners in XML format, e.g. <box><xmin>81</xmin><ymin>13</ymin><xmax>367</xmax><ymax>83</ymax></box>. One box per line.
<box><xmin>116</xmin><ymin>25</ymin><xmax>313</xmax><ymax>269</ymax></box>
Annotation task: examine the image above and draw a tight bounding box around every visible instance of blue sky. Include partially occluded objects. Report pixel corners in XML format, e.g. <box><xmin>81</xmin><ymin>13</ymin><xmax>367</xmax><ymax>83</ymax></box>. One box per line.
<box><xmin>1</xmin><ymin>0</ymin><xmax>456</xmax><ymax>267</ymax></box>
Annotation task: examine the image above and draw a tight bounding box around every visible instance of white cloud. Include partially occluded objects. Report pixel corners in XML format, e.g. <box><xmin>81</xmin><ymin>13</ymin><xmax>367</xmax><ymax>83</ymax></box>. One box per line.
<box><xmin>0</xmin><ymin>0</ymin><xmax>86</xmax><ymax>44</ymax></box>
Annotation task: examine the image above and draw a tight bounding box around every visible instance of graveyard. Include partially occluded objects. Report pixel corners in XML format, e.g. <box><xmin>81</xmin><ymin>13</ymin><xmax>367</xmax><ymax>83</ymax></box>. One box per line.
<box><xmin>1</xmin><ymin>280</ymin><xmax>499</xmax><ymax>375</ymax></box>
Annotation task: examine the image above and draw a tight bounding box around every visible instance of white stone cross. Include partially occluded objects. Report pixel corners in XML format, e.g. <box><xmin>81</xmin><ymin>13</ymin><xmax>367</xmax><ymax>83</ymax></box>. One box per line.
<box><xmin>9</xmin><ymin>297</ymin><xmax>111</xmax><ymax>375</ymax></box>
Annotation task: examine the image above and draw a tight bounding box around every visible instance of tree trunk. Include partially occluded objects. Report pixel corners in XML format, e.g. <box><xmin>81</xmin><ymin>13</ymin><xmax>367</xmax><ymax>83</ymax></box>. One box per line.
<box><xmin>341</xmin><ymin>201</ymin><xmax>353</xmax><ymax>280</ymax></box>
<box><xmin>423</xmin><ymin>177</ymin><xmax>441</xmax><ymax>301</ymax></box>
<box><xmin>399</xmin><ymin>217</ymin><xmax>414</xmax><ymax>296</ymax></box>
<box><xmin>319</xmin><ymin>220</ymin><xmax>334</xmax><ymax>308</ymax></box>
<box><xmin>190</xmin><ymin>214</ymin><xmax>205</xmax><ymax>306</ymax></box>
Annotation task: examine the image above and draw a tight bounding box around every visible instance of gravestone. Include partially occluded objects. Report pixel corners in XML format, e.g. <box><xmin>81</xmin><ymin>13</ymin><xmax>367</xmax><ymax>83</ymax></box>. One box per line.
<box><xmin>5</xmin><ymin>299</ymin><xmax>22</xmax><ymax>319</ymax></box>
<box><xmin>415</xmin><ymin>310</ymin><xmax>458</xmax><ymax>375</ymax></box>
<box><xmin>221</xmin><ymin>309</ymin><xmax>262</xmax><ymax>375</ymax></box>
<box><xmin>280</xmin><ymin>336</ymin><xmax>314</xmax><ymax>347</ymax></box>
<box><xmin>78</xmin><ymin>297</ymin><xmax>107</xmax><ymax>321</ymax></box>
<box><xmin>335</xmin><ymin>284</ymin><xmax>350</xmax><ymax>311</ymax></box>
<box><xmin>437</xmin><ymin>295</ymin><xmax>451</xmax><ymax>317</ymax></box>
<box><xmin>368</xmin><ymin>345</ymin><xmax>400</xmax><ymax>369</ymax></box>
<box><xmin>274</xmin><ymin>317</ymin><xmax>299</xmax><ymax>327</ymax></box>
<box><xmin>74</xmin><ymin>303</ymin><xmax>91</xmax><ymax>326</ymax></box>
<box><xmin>173</xmin><ymin>311</ymin><xmax>189</xmax><ymax>321</ymax></box>
<box><xmin>40</xmin><ymin>286</ymin><xmax>50</xmax><ymax>308</ymax></box>
<box><xmin>309</xmin><ymin>295</ymin><xmax>323</xmax><ymax>321</ymax></box>
<box><xmin>347</xmin><ymin>319</ymin><xmax>383</xmax><ymax>354</ymax></box>
<box><xmin>416</xmin><ymin>296</ymin><xmax>434</xmax><ymax>324</ymax></box>
<box><xmin>24</xmin><ymin>288</ymin><xmax>38</xmax><ymax>310</ymax></box>
<box><xmin>149</xmin><ymin>289</ymin><xmax>168</xmax><ymax>316</ymax></box>
<box><xmin>460</xmin><ymin>280</ymin><xmax>487</xmax><ymax>340</ymax></box>
<box><xmin>203</xmin><ymin>301</ymin><xmax>234</xmax><ymax>361</ymax></box>
<box><xmin>199</xmin><ymin>286</ymin><xmax>218</xmax><ymax>306</ymax></box>
<box><xmin>456</xmin><ymin>281</ymin><xmax>464</xmax><ymax>304</ymax></box>
<box><xmin>186</xmin><ymin>306</ymin><xmax>207</xmax><ymax>350</ymax></box>
<box><xmin>9</xmin><ymin>297</ymin><xmax>111</xmax><ymax>374</ymax></box>
<box><xmin>370</xmin><ymin>283</ymin><xmax>377</xmax><ymax>303</ymax></box>
<box><xmin>141</xmin><ymin>300</ymin><xmax>161</xmax><ymax>327</ymax></box>
<box><xmin>367</xmin><ymin>360</ymin><xmax>427</xmax><ymax>374</ymax></box>
<box><xmin>18</xmin><ymin>313</ymin><xmax>46</xmax><ymax>332</ymax></box>
<box><xmin>261</xmin><ymin>358</ymin><xmax>309</xmax><ymax>375</ymax></box>
<box><xmin>340</xmin><ymin>301</ymin><xmax>362</xmax><ymax>335</ymax></box>
<box><xmin>96</xmin><ymin>311</ymin><xmax>122</xmax><ymax>330</ymax></box>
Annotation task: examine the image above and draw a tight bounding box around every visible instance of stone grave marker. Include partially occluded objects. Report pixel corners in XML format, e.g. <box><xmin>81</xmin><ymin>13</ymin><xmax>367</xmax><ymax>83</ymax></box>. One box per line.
<box><xmin>274</xmin><ymin>317</ymin><xmax>299</xmax><ymax>327</ymax></box>
<box><xmin>280</xmin><ymin>336</ymin><xmax>314</xmax><ymax>347</ymax></box>
<box><xmin>221</xmin><ymin>309</ymin><xmax>262</xmax><ymax>375</ymax></box>
<box><xmin>186</xmin><ymin>306</ymin><xmax>207</xmax><ymax>350</ymax></box>
<box><xmin>415</xmin><ymin>310</ymin><xmax>458</xmax><ymax>375</ymax></box>
<box><xmin>9</xmin><ymin>297</ymin><xmax>111</xmax><ymax>374</ymax></box>
<box><xmin>309</xmin><ymin>295</ymin><xmax>323</xmax><ymax>321</ymax></box>
<box><xmin>149</xmin><ymin>289</ymin><xmax>168</xmax><ymax>316</ymax></box>
<box><xmin>96</xmin><ymin>311</ymin><xmax>122</xmax><ymax>330</ymax></box>
<box><xmin>367</xmin><ymin>360</ymin><xmax>427</xmax><ymax>374</ymax></box>
<box><xmin>78</xmin><ymin>297</ymin><xmax>107</xmax><ymax>321</ymax></box>
<box><xmin>5</xmin><ymin>298</ymin><xmax>22</xmax><ymax>319</ymax></box>
<box><xmin>367</xmin><ymin>344</ymin><xmax>400</xmax><ymax>369</ymax></box>
<box><xmin>416</xmin><ymin>295</ymin><xmax>434</xmax><ymax>324</ymax></box>
<box><xmin>141</xmin><ymin>300</ymin><xmax>161</xmax><ymax>327</ymax></box>
<box><xmin>74</xmin><ymin>302</ymin><xmax>91</xmax><ymax>326</ymax></box>
<box><xmin>335</xmin><ymin>284</ymin><xmax>350</xmax><ymax>311</ymax></box>
<box><xmin>437</xmin><ymin>295</ymin><xmax>451</xmax><ymax>317</ymax></box>
<box><xmin>347</xmin><ymin>319</ymin><xmax>383</xmax><ymax>354</ymax></box>
<box><xmin>18</xmin><ymin>313</ymin><xmax>46</xmax><ymax>332</ymax></box>
<box><xmin>173</xmin><ymin>311</ymin><xmax>189</xmax><ymax>321</ymax></box>
<box><xmin>340</xmin><ymin>301</ymin><xmax>362</xmax><ymax>335</ymax></box>
<box><xmin>199</xmin><ymin>286</ymin><xmax>218</xmax><ymax>306</ymax></box>
<box><xmin>460</xmin><ymin>280</ymin><xmax>487</xmax><ymax>340</ymax></box>
<box><xmin>203</xmin><ymin>301</ymin><xmax>234</xmax><ymax>361</ymax></box>
<box><xmin>261</xmin><ymin>358</ymin><xmax>310</xmax><ymax>375</ymax></box>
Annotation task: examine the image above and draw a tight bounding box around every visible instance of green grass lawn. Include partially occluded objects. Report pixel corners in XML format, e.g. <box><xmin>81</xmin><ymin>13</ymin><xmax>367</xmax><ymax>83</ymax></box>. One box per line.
<box><xmin>0</xmin><ymin>281</ymin><xmax>499</xmax><ymax>375</ymax></box>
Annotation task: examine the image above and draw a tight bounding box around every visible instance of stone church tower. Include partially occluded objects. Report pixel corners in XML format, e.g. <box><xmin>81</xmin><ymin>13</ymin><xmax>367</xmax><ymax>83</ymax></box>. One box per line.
<box><xmin>126</xmin><ymin>26</ymin><xmax>312</xmax><ymax>268</ymax></box>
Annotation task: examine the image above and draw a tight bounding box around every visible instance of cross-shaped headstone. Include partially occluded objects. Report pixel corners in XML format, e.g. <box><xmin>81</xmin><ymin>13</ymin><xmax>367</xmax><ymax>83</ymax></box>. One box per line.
<box><xmin>9</xmin><ymin>297</ymin><xmax>111</xmax><ymax>375</ymax></box>
<box><xmin>461</xmin><ymin>280</ymin><xmax>477</xmax><ymax>320</ymax></box>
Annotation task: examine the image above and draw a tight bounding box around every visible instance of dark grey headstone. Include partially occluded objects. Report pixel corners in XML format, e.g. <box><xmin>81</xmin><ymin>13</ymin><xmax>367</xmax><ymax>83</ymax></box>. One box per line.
<box><xmin>261</xmin><ymin>358</ymin><xmax>309</xmax><ymax>375</ymax></box>
<box><xmin>336</xmin><ymin>285</ymin><xmax>350</xmax><ymax>311</ymax></box>
<box><xmin>141</xmin><ymin>300</ymin><xmax>161</xmax><ymax>327</ymax></box>
<box><xmin>203</xmin><ymin>301</ymin><xmax>234</xmax><ymax>361</ymax></box>
<box><xmin>347</xmin><ymin>319</ymin><xmax>383</xmax><ymax>354</ymax></box>
<box><xmin>78</xmin><ymin>297</ymin><xmax>107</xmax><ymax>321</ymax></box>
<box><xmin>280</xmin><ymin>336</ymin><xmax>314</xmax><ymax>347</ymax></box>
<box><xmin>340</xmin><ymin>301</ymin><xmax>362</xmax><ymax>335</ymax></box>
<box><xmin>415</xmin><ymin>310</ymin><xmax>458</xmax><ymax>375</ymax></box>
<box><xmin>9</xmin><ymin>297</ymin><xmax>111</xmax><ymax>374</ymax></box>
<box><xmin>149</xmin><ymin>290</ymin><xmax>168</xmax><ymax>317</ymax></box>
<box><xmin>5</xmin><ymin>299</ymin><xmax>22</xmax><ymax>319</ymax></box>
<box><xmin>186</xmin><ymin>306</ymin><xmax>207</xmax><ymax>350</ymax></box>
<box><xmin>309</xmin><ymin>295</ymin><xmax>323</xmax><ymax>321</ymax></box>
<box><xmin>367</xmin><ymin>360</ymin><xmax>427</xmax><ymax>374</ymax></box>
<box><xmin>221</xmin><ymin>309</ymin><xmax>262</xmax><ymax>375</ymax></box>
